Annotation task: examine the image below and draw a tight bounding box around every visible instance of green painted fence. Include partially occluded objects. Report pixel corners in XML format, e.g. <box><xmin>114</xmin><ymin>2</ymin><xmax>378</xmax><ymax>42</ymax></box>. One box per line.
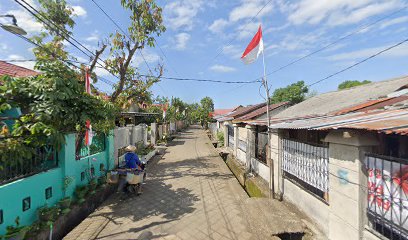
<box><xmin>0</xmin><ymin>132</ymin><xmax>114</xmax><ymax>235</ymax></box>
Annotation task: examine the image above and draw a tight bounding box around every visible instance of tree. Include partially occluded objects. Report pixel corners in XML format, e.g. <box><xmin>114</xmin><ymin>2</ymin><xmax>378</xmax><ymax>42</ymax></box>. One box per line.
<box><xmin>338</xmin><ymin>80</ymin><xmax>371</xmax><ymax>90</ymax></box>
<box><xmin>269</xmin><ymin>81</ymin><xmax>309</xmax><ymax>105</ymax></box>
<box><xmin>0</xmin><ymin>0</ymin><xmax>117</xmax><ymax>162</ymax></box>
<box><xmin>94</xmin><ymin>0</ymin><xmax>166</xmax><ymax>105</ymax></box>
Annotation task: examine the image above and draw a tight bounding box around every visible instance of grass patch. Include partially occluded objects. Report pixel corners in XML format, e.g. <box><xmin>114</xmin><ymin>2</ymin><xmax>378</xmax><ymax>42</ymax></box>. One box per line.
<box><xmin>245</xmin><ymin>179</ymin><xmax>265</xmax><ymax>198</ymax></box>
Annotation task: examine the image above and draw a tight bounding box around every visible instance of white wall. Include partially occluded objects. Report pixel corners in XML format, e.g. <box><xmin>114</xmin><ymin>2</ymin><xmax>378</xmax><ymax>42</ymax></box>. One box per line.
<box><xmin>237</xmin><ymin>149</ymin><xmax>246</xmax><ymax>164</ymax></box>
<box><xmin>283</xmin><ymin>179</ymin><xmax>330</xmax><ymax>236</ymax></box>
<box><xmin>250</xmin><ymin>158</ymin><xmax>270</xmax><ymax>183</ymax></box>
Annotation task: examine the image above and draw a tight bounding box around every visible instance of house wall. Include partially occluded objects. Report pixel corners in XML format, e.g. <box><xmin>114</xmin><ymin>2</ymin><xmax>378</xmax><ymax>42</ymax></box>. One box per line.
<box><xmin>324</xmin><ymin>131</ymin><xmax>379</xmax><ymax>240</ymax></box>
<box><xmin>0</xmin><ymin>133</ymin><xmax>115</xmax><ymax>235</ymax></box>
<box><xmin>250</xmin><ymin>158</ymin><xmax>270</xmax><ymax>183</ymax></box>
<box><xmin>274</xmin><ymin>130</ymin><xmax>330</xmax><ymax>236</ymax></box>
<box><xmin>283</xmin><ymin>179</ymin><xmax>330</xmax><ymax>235</ymax></box>
<box><xmin>236</xmin><ymin>127</ymin><xmax>247</xmax><ymax>164</ymax></box>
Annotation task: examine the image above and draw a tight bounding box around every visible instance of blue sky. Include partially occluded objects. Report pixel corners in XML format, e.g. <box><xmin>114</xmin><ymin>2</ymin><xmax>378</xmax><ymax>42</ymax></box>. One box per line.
<box><xmin>1</xmin><ymin>0</ymin><xmax>408</xmax><ymax>109</ymax></box>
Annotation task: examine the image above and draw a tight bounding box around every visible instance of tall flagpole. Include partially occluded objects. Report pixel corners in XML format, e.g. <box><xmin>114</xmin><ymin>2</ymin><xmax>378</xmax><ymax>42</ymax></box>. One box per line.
<box><xmin>261</xmin><ymin>48</ymin><xmax>274</xmax><ymax>199</ymax></box>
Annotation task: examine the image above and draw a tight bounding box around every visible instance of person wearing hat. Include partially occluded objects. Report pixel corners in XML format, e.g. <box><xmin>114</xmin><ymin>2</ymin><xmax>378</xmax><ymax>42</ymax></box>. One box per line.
<box><xmin>117</xmin><ymin>145</ymin><xmax>143</xmax><ymax>195</ymax></box>
<box><xmin>124</xmin><ymin>145</ymin><xmax>142</xmax><ymax>170</ymax></box>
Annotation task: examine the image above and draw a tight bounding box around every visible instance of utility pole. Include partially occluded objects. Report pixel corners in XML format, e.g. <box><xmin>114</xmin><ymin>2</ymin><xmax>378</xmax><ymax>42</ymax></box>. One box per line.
<box><xmin>262</xmin><ymin>51</ymin><xmax>274</xmax><ymax>199</ymax></box>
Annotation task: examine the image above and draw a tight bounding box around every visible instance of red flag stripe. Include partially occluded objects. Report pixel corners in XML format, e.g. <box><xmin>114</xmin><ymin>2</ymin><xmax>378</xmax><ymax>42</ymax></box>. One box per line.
<box><xmin>241</xmin><ymin>25</ymin><xmax>262</xmax><ymax>59</ymax></box>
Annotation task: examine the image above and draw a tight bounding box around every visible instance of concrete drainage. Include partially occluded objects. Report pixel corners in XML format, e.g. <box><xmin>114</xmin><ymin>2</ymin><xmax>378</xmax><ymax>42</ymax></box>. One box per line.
<box><xmin>273</xmin><ymin>232</ymin><xmax>305</xmax><ymax>240</ymax></box>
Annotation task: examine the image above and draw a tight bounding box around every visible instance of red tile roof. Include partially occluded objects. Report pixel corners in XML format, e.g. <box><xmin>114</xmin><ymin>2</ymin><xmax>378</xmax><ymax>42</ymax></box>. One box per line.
<box><xmin>210</xmin><ymin>109</ymin><xmax>234</xmax><ymax>117</ymax></box>
<box><xmin>0</xmin><ymin>61</ymin><xmax>39</xmax><ymax>78</ymax></box>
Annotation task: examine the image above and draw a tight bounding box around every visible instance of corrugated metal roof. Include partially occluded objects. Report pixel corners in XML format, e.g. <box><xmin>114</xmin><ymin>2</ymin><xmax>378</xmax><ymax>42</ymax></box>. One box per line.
<box><xmin>269</xmin><ymin>108</ymin><xmax>408</xmax><ymax>135</ymax></box>
<box><xmin>273</xmin><ymin>75</ymin><xmax>408</xmax><ymax>118</ymax></box>
<box><xmin>217</xmin><ymin>103</ymin><xmax>266</xmax><ymax>122</ymax></box>
<box><xmin>234</xmin><ymin>102</ymin><xmax>289</xmax><ymax>122</ymax></box>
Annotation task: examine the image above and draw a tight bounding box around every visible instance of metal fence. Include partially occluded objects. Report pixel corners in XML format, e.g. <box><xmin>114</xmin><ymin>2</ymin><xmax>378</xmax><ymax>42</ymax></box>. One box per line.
<box><xmin>0</xmin><ymin>146</ymin><xmax>58</xmax><ymax>185</ymax></box>
<box><xmin>238</xmin><ymin>139</ymin><xmax>247</xmax><ymax>152</ymax></box>
<box><xmin>227</xmin><ymin>125</ymin><xmax>234</xmax><ymax>149</ymax></box>
<box><xmin>76</xmin><ymin>133</ymin><xmax>106</xmax><ymax>159</ymax></box>
<box><xmin>281</xmin><ymin>138</ymin><xmax>329</xmax><ymax>201</ymax></box>
<box><xmin>366</xmin><ymin>153</ymin><xmax>408</xmax><ymax>240</ymax></box>
<box><xmin>255</xmin><ymin>132</ymin><xmax>268</xmax><ymax>164</ymax></box>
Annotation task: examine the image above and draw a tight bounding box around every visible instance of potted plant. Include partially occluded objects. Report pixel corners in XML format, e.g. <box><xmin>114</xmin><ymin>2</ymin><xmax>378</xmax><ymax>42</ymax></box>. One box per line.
<box><xmin>38</xmin><ymin>205</ymin><xmax>60</xmax><ymax>223</ymax></box>
<box><xmin>74</xmin><ymin>185</ymin><xmax>89</xmax><ymax>204</ymax></box>
<box><xmin>3</xmin><ymin>217</ymin><xmax>29</xmax><ymax>240</ymax></box>
<box><xmin>58</xmin><ymin>197</ymin><xmax>72</xmax><ymax>214</ymax></box>
<box><xmin>98</xmin><ymin>175</ymin><xmax>107</xmax><ymax>187</ymax></box>
<box><xmin>88</xmin><ymin>178</ymin><xmax>98</xmax><ymax>194</ymax></box>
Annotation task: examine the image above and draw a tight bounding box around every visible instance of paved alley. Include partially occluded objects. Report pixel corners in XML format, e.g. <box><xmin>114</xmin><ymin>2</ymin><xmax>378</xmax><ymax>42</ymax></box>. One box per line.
<box><xmin>64</xmin><ymin>126</ymin><xmax>313</xmax><ymax>240</ymax></box>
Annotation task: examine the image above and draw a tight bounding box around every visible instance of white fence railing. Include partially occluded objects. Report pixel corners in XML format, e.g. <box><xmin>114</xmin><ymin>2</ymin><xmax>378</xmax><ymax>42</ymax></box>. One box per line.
<box><xmin>281</xmin><ymin>138</ymin><xmax>329</xmax><ymax>196</ymax></box>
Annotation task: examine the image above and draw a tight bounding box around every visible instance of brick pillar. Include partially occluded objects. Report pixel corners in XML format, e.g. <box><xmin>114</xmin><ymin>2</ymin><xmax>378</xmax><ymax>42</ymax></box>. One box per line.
<box><xmin>324</xmin><ymin>130</ymin><xmax>378</xmax><ymax>240</ymax></box>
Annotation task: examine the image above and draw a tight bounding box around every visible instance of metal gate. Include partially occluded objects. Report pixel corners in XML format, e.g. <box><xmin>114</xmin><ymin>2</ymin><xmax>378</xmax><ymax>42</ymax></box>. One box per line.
<box><xmin>227</xmin><ymin>125</ymin><xmax>234</xmax><ymax>148</ymax></box>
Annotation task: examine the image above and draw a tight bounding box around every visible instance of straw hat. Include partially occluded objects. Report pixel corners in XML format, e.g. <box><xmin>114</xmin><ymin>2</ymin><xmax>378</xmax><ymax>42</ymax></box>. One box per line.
<box><xmin>125</xmin><ymin>145</ymin><xmax>137</xmax><ymax>152</ymax></box>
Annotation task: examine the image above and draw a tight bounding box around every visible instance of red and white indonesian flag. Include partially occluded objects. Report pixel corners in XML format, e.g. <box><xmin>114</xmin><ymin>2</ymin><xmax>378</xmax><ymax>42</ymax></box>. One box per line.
<box><xmin>85</xmin><ymin>68</ymin><xmax>93</xmax><ymax>146</ymax></box>
<box><xmin>241</xmin><ymin>25</ymin><xmax>264</xmax><ymax>64</ymax></box>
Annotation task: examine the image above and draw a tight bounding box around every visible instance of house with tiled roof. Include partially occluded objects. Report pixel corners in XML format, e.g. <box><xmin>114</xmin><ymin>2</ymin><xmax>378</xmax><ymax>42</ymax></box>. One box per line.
<box><xmin>0</xmin><ymin>61</ymin><xmax>39</xmax><ymax>78</ymax></box>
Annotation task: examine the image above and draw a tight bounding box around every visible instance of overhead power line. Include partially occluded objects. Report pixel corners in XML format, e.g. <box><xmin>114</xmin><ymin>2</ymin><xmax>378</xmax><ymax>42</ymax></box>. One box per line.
<box><xmin>89</xmin><ymin>0</ymin><xmax>155</xmax><ymax>73</ymax></box>
<box><xmin>139</xmin><ymin>75</ymin><xmax>261</xmax><ymax>84</ymax></box>
<box><xmin>308</xmin><ymin>37</ymin><xmax>408</xmax><ymax>87</ymax></box>
<box><xmin>256</xmin><ymin>5</ymin><xmax>408</xmax><ymax>82</ymax></box>
<box><xmin>1</xmin><ymin>58</ymin><xmax>257</xmax><ymax>84</ymax></box>
<box><xmin>15</xmin><ymin>0</ymin><xmax>121</xmax><ymax>82</ymax></box>
<box><xmin>4</xmin><ymin>32</ymin><xmax>116</xmax><ymax>87</ymax></box>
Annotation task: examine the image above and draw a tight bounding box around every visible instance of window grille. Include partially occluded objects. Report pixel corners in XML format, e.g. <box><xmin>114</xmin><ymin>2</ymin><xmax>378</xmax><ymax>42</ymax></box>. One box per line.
<box><xmin>0</xmin><ymin>146</ymin><xmax>58</xmax><ymax>185</ymax></box>
<box><xmin>281</xmin><ymin>138</ymin><xmax>329</xmax><ymax>201</ymax></box>
<box><xmin>366</xmin><ymin>153</ymin><xmax>408</xmax><ymax>239</ymax></box>
<box><xmin>255</xmin><ymin>132</ymin><xmax>268</xmax><ymax>164</ymax></box>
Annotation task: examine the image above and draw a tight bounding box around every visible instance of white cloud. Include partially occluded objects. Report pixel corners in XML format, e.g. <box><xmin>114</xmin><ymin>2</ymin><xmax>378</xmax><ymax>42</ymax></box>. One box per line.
<box><xmin>222</xmin><ymin>45</ymin><xmax>242</xmax><ymax>59</ymax></box>
<box><xmin>329</xmin><ymin>44</ymin><xmax>408</xmax><ymax>61</ymax></box>
<box><xmin>286</xmin><ymin>0</ymin><xmax>403</xmax><ymax>26</ymax></box>
<box><xmin>7</xmin><ymin>54</ymin><xmax>35</xmax><ymax>70</ymax></box>
<box><xmin>72</xmin><ymin>5</ymin><xmax>87</xmax><ymax>18</ymax></box>
<box><xmin>132</xmin><ymin>50</ymin><xmax>160</xmax><ymax>68</ymax></box>
<box><xmin>209</xmin><ymin>64</ymin><xmax>236</xmax><ymax>73</ymax></box>
<box><xmin>85</xmin><ymin>31</ymin><xmax>99</xmax><ymax>42</ymax></box>
<box><xmin>164</xmin><ymin>0</ymin><xmax>204</xmax><ymax>31</ymax></box>
<box><xmin>209</xmin><ymin>19</ymin><xmax>229</xmax><ymax>33</ymax></box>
<box><xmin>380</xmin><ymin>16</ymin><xmax>408</xmax><ymax>29</ymax></box>
<box><xmin>229</xmin><ymin>0</ymin><xmax>274</xmax><ymax>22</ymax></box>
<box><xmin>236</xmin><ymin>21</ymin><xmax>261</xmax><ymax>39</ymax></box>
<box><xmin>94</xmin><ymin>67</ymin><xmax>111</xmax><ymax>77</ymax></box>
<box><xmin>174</xmin><ymin>33</ymin><xmax>191</xmax><ymax>50</ymax></box>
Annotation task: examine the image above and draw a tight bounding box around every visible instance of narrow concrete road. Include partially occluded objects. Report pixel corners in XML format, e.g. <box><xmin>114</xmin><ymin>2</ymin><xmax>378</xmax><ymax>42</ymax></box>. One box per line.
<box><xmin>64</xmin><ymin>126</ymin><xmax>256</xmax><ymax>240</ymax></box>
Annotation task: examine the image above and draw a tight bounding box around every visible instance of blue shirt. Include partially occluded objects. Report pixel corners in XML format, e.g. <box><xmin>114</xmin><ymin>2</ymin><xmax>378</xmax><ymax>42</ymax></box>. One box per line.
<box><xmin>124</xmin><ymin>152</ymin><xmax>141</xmax><ymax>169</ymax></box>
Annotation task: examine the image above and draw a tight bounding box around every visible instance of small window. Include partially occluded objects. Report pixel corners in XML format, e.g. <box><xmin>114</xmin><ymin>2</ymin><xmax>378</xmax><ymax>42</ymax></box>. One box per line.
<box><xmin>0</xmin><ymin>210</ymin><xmax>3</xmax><ymax>224</ymax></box>
<box><xmin>22</xmin><ymin>197</ymin><xmax>31</xmax><ymax>211</ymax></box>
<box><xmin>45</xmin><ymin>187</ymin><xmax>52</xmax><ymax>199</ymax></box>
<box><xmin>100</xmin><ymin>163</ymin><xmax>105</xmax><ymax>171</ymax></box>
<box><xmin>81</xmin><ymin>172</ymin><xmax>85</xmax><ymax>181</ymax></box>
<box><xmin>90</xmin><ymin>167</ymin><xmax>95</xmax><ymax>176</ymax></box>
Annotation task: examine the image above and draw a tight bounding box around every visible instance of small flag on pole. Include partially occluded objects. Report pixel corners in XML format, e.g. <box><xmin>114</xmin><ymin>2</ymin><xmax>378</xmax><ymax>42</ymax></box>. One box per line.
<box><xmin>84</xmin><ymin>68</ymin><xmax>93</xmax><ymax>146</ymax></box>
<box><xmin>241</xmin><ymin>25</ymin><xmax>264</xmax><ymax>65</ymax></box>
